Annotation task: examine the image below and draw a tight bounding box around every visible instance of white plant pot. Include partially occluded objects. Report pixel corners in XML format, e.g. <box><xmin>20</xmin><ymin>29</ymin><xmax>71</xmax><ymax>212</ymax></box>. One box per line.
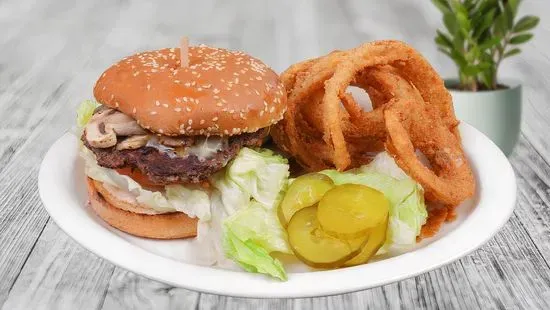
<box><xmin>446</xmin><ymin>79</ymin><xmax>522</xmax><ymax>156</ymax></box>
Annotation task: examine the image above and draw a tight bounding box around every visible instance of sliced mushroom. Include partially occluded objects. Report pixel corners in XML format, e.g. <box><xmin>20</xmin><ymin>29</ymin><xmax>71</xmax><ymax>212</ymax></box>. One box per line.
<box><xmin>85</xmin><ymin>107</ymin><xmax>147</xmax><ymax>148</ymax></box>
<box><xmin>116</xmin><ymin>135</ymin><xmax>151</xmax><ymax>150</ymax></box>
<box><xmin>105</xmin><ymin>112</ymin><xmax>147</xmax><ymax>136</ymax></box>
<box><xmin>86</xmin><ymin>120</ymin><xmax>117</xmax><ymax>148</ymax></box>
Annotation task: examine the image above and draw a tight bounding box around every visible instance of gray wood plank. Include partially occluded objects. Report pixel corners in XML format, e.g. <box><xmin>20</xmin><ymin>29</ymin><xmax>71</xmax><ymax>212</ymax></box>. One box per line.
<box><xmin>1</xmin><ymin>222</ymin><xmax>115</xmax><ymax>310</ymax></box>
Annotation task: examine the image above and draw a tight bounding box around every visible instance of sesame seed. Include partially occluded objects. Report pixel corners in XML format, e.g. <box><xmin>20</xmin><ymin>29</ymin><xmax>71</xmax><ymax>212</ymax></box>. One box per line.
<box><xmin>132</xmin><ymin>108</ymin><xmax>137</xmax><ymax>114</ymax></box>
<box><xmin>260</xmin><ymin>111</ymin><xmax>264</xmax><ymax>116</ymax></box>
<box><xmin>197</xmin><ymin>87</ymin><xmax>202</xmax><ymax>91</ymax></box>
<box><xmin>159</xmin><ymin>129</ymin><xmax>164</xmax><ymax>133</ymax></box>
<box><xmin>162</xmin><ymin>103</ymin><xmax>169</xmax><ymax>108</ymax></box>
<box><xmin>186</xmin><ymin>107</ymin><xmax>192</xmax><ymax>112</ymax></box>
<box><xmin>224</xmin><ymin>130</ymin><xmax>229</xmax><ymax>135</ymax></box>
<box><xmin>155</xmin><ymin>100</ymin><xmax>160</xmax><ymax>106</ymax></box>
<box><xmin>216</xmin><ymin>102</ymin><xmax>223</xmax><ymax>107</ymax></box>
<box><xmin>188</xmin><ymin>119</ymin><xmax>193</xmax><ymax>125</ymax></box>
<box><xmin>202</xmin><ymin>84</ymin><xmax>211</xmax><ymax>88</ymax></box>
<box><xmin>110</xmin><ymin>95</ymin><xmax>114</xmax><ymax>100</ymax></box>
<box><xmin>183</xmin><ymin>97</ymin><xmax>188</xmax><ymax>102</ymax></box>
<box><xmin>212</xmin><ymin>117</ymin><xmax>218</xmax><ymax>121</ymax></box>
<box><xmin>174</xmin><ymin>107</ymin><xmax>182</xmax><ymax>112</ymax></box>
<box><xmin>151</xmin><ymin>111</ymin><xmax>157</xmax><ymax>115</ymax></box>
<box><xmin>115</xmin><ymin>101</ymin><xmax>119</xmax><ymax>107</ymax></box>
<box><xmin>102</xmin><ymin>86</ymin><xmax>106</xmax><ymax>91</ymax></box>
<box><xmin>147</xmin><ymin>84</ymin><xmax>151</xmax><ymax>90</ymax></box>
<box><xmin>174</xmin><ymin>80</ymin><xmax>181</xmax><ymax>83</ymax></box>
<box><xmin>213</xmin><ymin>88</ymin><xmax>220</xmax><ymax>94</ymax></box>
<box><xmin>255</xmin><ymin>76</ymin><xmax>262</xmax><ymax>80</ymax></box>
<box><xmin>200</xmin><ymin>119</ymin><xmax>205</xmax><ymax>124</ymax></box>
<box><xmin>270</xmin><ymin>106</ymin><xmax>275</xmax><ymax>113</ymax></box>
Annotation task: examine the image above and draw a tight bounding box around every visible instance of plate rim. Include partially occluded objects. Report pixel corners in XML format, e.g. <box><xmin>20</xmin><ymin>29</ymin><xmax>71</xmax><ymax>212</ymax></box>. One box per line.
<box><xmin>38</xmin><ymin>123</ymin><xmax>516</xmax><ymax>298</ymax></box>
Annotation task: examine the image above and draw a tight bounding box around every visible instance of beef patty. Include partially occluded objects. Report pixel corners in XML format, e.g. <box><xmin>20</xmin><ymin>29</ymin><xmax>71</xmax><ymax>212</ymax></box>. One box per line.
<box><xmin>83</xmin><ymin>129</ymin><xmax>268</xmax><ymax>184</ymax></box>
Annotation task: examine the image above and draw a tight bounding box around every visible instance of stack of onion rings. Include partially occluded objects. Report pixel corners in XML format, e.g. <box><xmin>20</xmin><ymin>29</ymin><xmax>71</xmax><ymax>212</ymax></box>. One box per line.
<box><xmin>271</xmin><ymin>40</ymin><xmax>475</xmax><ymax>210</ymax></box>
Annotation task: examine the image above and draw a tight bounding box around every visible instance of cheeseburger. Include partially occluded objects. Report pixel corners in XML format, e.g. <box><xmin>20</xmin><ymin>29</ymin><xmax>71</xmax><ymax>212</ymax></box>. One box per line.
<box><xmin>81</xmin><ymin>45</ymin><xmax>286</xmax><ymax>239</ymax></box>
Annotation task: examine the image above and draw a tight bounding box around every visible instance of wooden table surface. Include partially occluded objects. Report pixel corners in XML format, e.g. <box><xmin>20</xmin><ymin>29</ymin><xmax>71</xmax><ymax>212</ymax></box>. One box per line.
<box><xmin>1</xmin><ymin>0</ymin><xmax>550</xmax><ymax>309</ymax></box>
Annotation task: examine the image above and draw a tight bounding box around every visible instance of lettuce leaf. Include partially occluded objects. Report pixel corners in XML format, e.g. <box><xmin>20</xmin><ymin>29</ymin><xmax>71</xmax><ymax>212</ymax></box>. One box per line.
<box><xmin>224</xmin><ymin>201</ymin><xmax>290</xmax><ymax>254</ymax></box>
<box><xmin>226</xmin><ymin>148</ymin><xmax>289</xmax><ymax>208</ymax></box>
<box><xmin>223</xmin><ymin>228</ymin><xmax>287</xmax><ymax>281</ymax></box>
<box><xmin>320</xmin><ymin>153</ymin><xmax>427</xmax><ymax>253</ymax></box>
<box><xmin>76</xmin><ymin>100</ymin><xmax>100</xmax><ymax>128</ymax></box>
<box><xmin>212</xmin><ymin>148</ymin><xmax>291</xmax><ymax>280</ymax></box>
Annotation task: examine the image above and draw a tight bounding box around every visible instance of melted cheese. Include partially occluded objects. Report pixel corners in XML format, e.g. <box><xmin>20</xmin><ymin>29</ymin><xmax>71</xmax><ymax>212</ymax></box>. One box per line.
<box><xmin>183</xmin><ymin>136</ymin><xmax>224</xmax><ymax>160</ymax></box>
<box><xmin>145</xmin><ymin>135</ymin><xmax>224</xmax><ymax>160</ymax></box>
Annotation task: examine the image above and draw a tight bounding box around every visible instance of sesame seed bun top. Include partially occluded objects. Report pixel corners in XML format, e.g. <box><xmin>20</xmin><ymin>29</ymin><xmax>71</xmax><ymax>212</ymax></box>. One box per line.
<box><xmin>93</xmin><ymin>46</ymin><xmax>287</xmax><ymax>136</ymax></box>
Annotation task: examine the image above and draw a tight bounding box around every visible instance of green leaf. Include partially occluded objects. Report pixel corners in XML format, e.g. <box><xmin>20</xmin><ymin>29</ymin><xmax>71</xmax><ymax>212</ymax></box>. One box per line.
<box><xmin>462</xmin><ymin>65</ymin><xmax>479</xmax><ymax>76</ymax></box>
<box><xmin>450</xmin><ymin>49</ymin><xmax>468</xmax><ymax>68</ymax></box>
<box><xmin>476</xmin><ymin>62</ymin><xmax>492</xmax><ymax>71</ymax></box>
<box><xmin>478</xmin><ymin>36</ymin><xmax>501</xmax><ymax>50</ymax></box>
<box><xmin>76</xmin><ymin>100</ymin><xmax>100</xmax><ymax>128</ymax></box>
<box><xmin>477</xmin><ymin>0</ymin><xmax>499</xmax><ymax>16</ymax></box>
<box><xmin>504</xmin><ymin>4</ymin><xmax>515</xmax><ymax>30</ymax></box>
<box><xmin>450</xmin><ymin>0</ymin><xmax>471</xmax><ymax>34</ymax></box>
<box><xmin>438</xmin><ymin>47</ymin><xmax>453</xmax><ymax>59</ymax></box>
<box><xmin>509</xmin><ymin>33</ymin><xmax>533</xmax><ymax>44</ymax></box>
<box><xmin>494</xmin><ymin>11</ymin><xmax>510</xmax><ymax>36</ymax></box>
<box><xmin>507</xmin><ymin>0</ymin><xmax>520</xmax><ymax>17</ymax></box>
<box><xmin>456</xmin><ymin>12</ymin><xmax>472</xmax><ymax>35</ymax></box>
<box><xmin>503</xmin><ymin>48</ymin><xmax>521</xmax><ymax>58</ymax></box>
<box><xmin>514</xmin><ymin>16</ymin><xmax>540</xmax><ymax>32</ymax></box>
<box><xmin>435</xmin><ymin>30</ymin><xmax>454</xmax><ymax>49</ymax></box>
<box><xmin>223</xmin><ymin>228</ymin><xmax>287</xmax><ymax>281</ymax></box>
<box><xmin>431</xmin><ymin>0</ymin><xmax>451</xmax><ymax>14</ymax></box>
<box><xmin>474</xmin><ymin>9</ymin><xmax>496</xmax><ymax>40</ymax></box>
<box><xmin>443</xmin><ymin>13</ymin><xmax>459</xmax><ymax>34</ymax></box>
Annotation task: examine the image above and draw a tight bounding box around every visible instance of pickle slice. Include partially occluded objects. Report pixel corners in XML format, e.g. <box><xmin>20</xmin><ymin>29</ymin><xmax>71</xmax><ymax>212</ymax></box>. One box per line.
<box><xmin>317</xmin><ymin>184</ymin><xmax>389</xmax><ymax>239</ymax></box>
<box><xmin>344</xmin><ymin>215</ymin><xmax>388</xmax><ymax>266</ymax></box>
<box><xmin>278</xmin><ymin>173</ymin><xmax>334</xmax><ymax>227</ymax></box>
<box><xmin>287</xmin><ymin>206</ymin><xmax>369</xmax><ymax>268</ymax></box>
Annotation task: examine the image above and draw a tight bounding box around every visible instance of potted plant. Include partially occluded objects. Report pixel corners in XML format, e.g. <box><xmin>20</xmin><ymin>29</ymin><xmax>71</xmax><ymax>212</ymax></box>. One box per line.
<box><xmin>432</xmin><ymin>0</ymin><xmax>539</xmax><ymax>155</ymax></box>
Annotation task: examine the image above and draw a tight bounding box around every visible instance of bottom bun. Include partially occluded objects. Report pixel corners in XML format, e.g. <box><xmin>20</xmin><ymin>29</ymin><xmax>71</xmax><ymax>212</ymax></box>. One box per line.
<box><xmin>86</xmin><ymin>178</ymin><xmax>197</xmax><ymax>239</ymax></box>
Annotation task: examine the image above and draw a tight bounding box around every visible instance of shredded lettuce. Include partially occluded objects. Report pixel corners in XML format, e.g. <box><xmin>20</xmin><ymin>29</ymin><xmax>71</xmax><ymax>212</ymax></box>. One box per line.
<box><xmin>213</xmin><ymin>148</ymin><xmax>290</xmax><ymax>280</ymax></box>
<box><xmin>320</xmin><ymin>153</ymin><xmax>427</xmax><ymax>253</ymax></box>
<box><xmin>223</xmin><ymin>229</ymin><xmax>287</xmax><ymax>281</ymax></box>
<box><xmin>76</xmin><ymin>100</ymin><xmax>100</xmax><ymax>128</ymax></box>
<box><xmin>224</xmin><ymin>201</ymin><xmax>290</xmax><ymax>254</ymax></box>
<box><xmin>225</xmin><ymin>148</ymin><xmax>290</xmax><ymax>208</ymax></box>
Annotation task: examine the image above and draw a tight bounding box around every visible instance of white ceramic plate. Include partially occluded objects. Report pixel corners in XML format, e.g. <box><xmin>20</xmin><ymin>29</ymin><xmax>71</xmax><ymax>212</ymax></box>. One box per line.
<box><xmin>38</xmin><ymin>123</ymin><xmax>516</xmax><ymax>298</ymax></box>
